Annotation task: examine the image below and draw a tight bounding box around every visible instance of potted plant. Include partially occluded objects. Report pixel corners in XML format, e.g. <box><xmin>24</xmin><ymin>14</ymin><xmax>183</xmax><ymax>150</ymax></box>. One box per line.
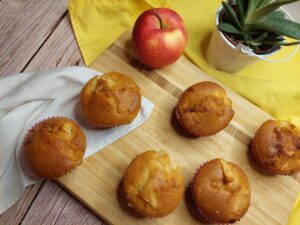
<box><xmin>206</xmin><ymin>0</ymin><xmax>300</xmax><ymax>73</ymax></box>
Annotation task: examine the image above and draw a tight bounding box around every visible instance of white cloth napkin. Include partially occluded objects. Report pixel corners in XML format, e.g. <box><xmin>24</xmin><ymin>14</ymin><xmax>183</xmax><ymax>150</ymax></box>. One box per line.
<box><xmin>0</xmin><ymin>67</ymin><xmax>154</xmax><ymax>214</ymax></box>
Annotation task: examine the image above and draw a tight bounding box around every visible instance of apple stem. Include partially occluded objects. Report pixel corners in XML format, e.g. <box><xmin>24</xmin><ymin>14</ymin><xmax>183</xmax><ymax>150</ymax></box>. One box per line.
<box><xmin>152</xmin><ymin>8</ymin><xmax>164</xmax><ymax>29</ymax></box>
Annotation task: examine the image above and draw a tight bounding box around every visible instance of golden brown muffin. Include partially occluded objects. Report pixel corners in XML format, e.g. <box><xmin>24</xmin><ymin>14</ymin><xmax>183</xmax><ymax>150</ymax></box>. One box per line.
<box><xmin>176</xmin><ymin>81</ymin><xmax>234</xmax><ymax>136</ymax></box>
<box><xmin>251</xmin><ymin>120</ymin><xmax>300</xmax><ymax>175</ymax></box>
<box><xmin>123</xmin><ymin>150</ymin><xmax>184</xmax><ymax>217</ymax></box>
<box><xmin>80</xmin><ymin>72</ymin><xmax>141</xmax><ymax>127</ymax></box>
<box><xmin>23</xmin><ymin>117</ymin><xmax>86</xmax><ymax>179</ymax></box>
<box><xmin>192</xmin><ymin>158</ymin><xmax>251</xmax><ymax>224</ymax></box>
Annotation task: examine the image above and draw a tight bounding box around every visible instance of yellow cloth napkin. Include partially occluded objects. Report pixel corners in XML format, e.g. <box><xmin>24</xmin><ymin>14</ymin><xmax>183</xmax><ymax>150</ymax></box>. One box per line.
<box><xmin>288</xmin><ymin>193</ymin><xmax>300</xmax><ymax>225</ymax></box>
<box><xmin>69</xmin><ymin>0</ymin><xmax>300</xmax><ymax>224</ymax></box>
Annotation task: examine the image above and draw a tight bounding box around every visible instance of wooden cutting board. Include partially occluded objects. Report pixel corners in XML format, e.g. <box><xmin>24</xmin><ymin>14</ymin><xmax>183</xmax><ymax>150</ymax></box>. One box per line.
<box><xmin>58</xmin><ymin>29</ymin><xmax>300</xmax><ymax>225</ymax></box>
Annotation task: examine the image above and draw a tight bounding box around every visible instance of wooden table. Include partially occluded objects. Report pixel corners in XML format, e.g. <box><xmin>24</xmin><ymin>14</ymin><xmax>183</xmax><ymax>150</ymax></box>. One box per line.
<box><xmin>0</xmin><ymin>1</ymin><xmax>299</xmax><ymax>224</ymax></box>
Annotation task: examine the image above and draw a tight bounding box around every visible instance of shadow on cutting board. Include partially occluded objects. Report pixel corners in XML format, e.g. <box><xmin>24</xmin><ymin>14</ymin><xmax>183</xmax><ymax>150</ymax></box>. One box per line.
<box><xmin>116</xmin><ymin>180</ymin><xmax>145</xmax><ymax>219</ymax></box>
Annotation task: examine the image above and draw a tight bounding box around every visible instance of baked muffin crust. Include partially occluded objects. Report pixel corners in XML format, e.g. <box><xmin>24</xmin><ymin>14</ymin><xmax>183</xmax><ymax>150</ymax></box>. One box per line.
<box><xmin>123</xmin><ymin>150</ymin><xmax>184</xmax><ymax>217</ymax></box>
<box><xmin>23</xmin><ymin>117</ymin><xmax>86</xmax><ymax>179</ymax></box>
<box><xmin>176</xmin><ymin>81</ymin><xmax>234</xmax><ymax>136</ymax></box>
<box><xmin>192</xmin><ymin>158</ymin><xmax>251</xmax><ymax>223</ymax></box>
<box><xmin>80</xmin><ymin>72</ymin><xmax>141</xmax><ymax>127</ymax></box>
<box><xmin>251</xmin><ymin>120</ymin><xmax>300</xmax><ymax>175</ymax></box>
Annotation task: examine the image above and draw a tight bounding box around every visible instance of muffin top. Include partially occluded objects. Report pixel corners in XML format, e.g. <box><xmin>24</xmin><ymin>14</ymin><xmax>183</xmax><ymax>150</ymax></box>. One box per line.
<box><xmin>252</xmin><ymin>120</ymin><xmax>300</xmax><ymax>175</ymax></box>
<box><xmin>176</xmin><ymin>81</ymin><xmax>234</xmax><ymax>136</ymax></box>
<box><xmin>123</xmin><ymin>150</ymin><xmax>184</xmax><ymax>218</ymax></box>
<box><xmin>193</xmin><ymin>158</ymin><xmax>251</xmax><ymax>224</ymax></box>
<box><xmin>80</xmin><ymin>72</ymin><xmax>141</xmax><ymax>127</ymax></box>
<box><xmin>23</xmin><ymin>117</ymin><xmax>86</xmax><ymax>179</ymax></box>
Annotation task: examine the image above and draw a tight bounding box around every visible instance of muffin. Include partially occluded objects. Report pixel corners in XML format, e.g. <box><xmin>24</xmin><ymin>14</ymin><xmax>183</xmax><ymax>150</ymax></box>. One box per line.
<box><xmin>176</xmin><ymin>81</ymin><xmax>234</xmax><ymax>136</ymax></box>
<box><xmin>123</xmin><ymin>150</ymin><xmax>184</xmax><ymax>217</ymax></box>
<box><xmin>251</xmin><ymin>120</ymin><xmax>300</xmax><ymax>175</ymax></box>
<box><xmin>192</xmin><ymin>158</ymin><xmax>251</xmax><ymax>224</ymax></box>
<box><xmin>23</xmin><ymin>117</ymin><xmax>86</xmax><ymax>179</ymax></box>
<box><xmin>80</xmin><ymin>72</ymin><xmax>141</xmax><ymax>127</ymax></box>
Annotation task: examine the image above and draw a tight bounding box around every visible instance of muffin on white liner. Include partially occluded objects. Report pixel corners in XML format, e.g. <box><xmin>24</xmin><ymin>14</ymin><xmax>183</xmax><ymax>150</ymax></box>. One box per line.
<box><xmin>21</xmin><ymin>117</ymin><xmax>86</xmax><ymax>179</ymax></box>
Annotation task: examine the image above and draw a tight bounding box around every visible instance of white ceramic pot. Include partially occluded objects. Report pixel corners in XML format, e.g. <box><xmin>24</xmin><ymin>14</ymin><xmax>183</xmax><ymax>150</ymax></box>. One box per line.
<box><xmin>206</xmin><ymin>6</ymin><xmax>280</xmax><ymax>73</ymax></box>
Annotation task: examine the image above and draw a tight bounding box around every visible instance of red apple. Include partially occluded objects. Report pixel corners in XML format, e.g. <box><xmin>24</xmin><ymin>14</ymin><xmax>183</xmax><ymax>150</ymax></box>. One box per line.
<box><xmin>132</xmin><ymin>8</ymin><xmax>188</xmax><ymax>69</ymax></box>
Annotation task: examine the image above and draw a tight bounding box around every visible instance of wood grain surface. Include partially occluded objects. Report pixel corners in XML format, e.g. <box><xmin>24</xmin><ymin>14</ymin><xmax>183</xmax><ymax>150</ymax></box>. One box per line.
<box><xmin>56</xmin><ymin>29</ymin><xmax>300</xmax><ymax>225</ymax></box>
<box><xmin>0</xmin><ymin>0</ymin><xmax>300</xmax><ymax>224</ymax></box>
<box><xmin>0</xmin><ymin>0</ymin><xmax>105</xmax><ymax>224</ymax></box>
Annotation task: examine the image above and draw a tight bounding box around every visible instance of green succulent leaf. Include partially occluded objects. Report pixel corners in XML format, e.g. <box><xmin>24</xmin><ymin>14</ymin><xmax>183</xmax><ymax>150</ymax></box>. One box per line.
<box><xmin>267</xmin><ymin>42</ymin><xmax>285</xmax><ymax>46</ymax></box>
<box><xmin>219</xmin><ymin>0</ymin><xmax>300</xmax><ymax>51</ymax></box>
<box><xmin>222</xmin><ymin>1</ymin><xmax>243</xmax><ymax>29</ymax></box>
<box><xmin>218</xmin><ymin>23</ymin><xmax>241</xmax><ymax>34</ymax></box>
<box><xmin>249</xmin><ymin>0</ymin><xmax>299</xmax><ymax>21</ymax></box>
<box><xmin>254</xmin><ymin>32</ymin><xmax>268</xmax><ymax>42</ymax></box>
<box><xmin>263</xmin><ymin>35</ymin><xmax>285</xmax><ymax>44</ymax></box>
<box><xmin>257</xmin><ymin>0</ymin><xmax>273</xmax><ymax>8</ymax></box>
<box><xmin>248</xmin><ymin>16</ymin><xmax>300</xmax><ymax>40</ymax></box>
<box><xmin>267</xmin><ymin>10</ymin><xmax>286</xmax><ymax>18</ymax></box>
<box><xmin>277</xmin><ymin>41</ymin><xmax>300</xmax><ymax>46</ymax></box>
<box><xmin>249</xmin><ymin>40</ymin><xmax>264</xmax><ymax>46</ymax></box>
<box><xmin>236</xmin><ymin>0</ymin><xmax>246</xmax><ymax>25</ymax></box>
<box><xmin>265</xmin><ymin>37</ymin><xmax>285</xmax><ymax>42</ymax></box>
<box><xmin>245</xmin><ymin>0</ymin><xmax>263</xmax><ymax>21</ymax></box>
<box><xmin>243</xmin><ymin>33</ymin><xmax>252</xmax><ymax>46</ymax></box>
<box><xmin>261</xmin><ymin>40</ymin><xmax>300</xmax><ymax>47</ymax></box>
